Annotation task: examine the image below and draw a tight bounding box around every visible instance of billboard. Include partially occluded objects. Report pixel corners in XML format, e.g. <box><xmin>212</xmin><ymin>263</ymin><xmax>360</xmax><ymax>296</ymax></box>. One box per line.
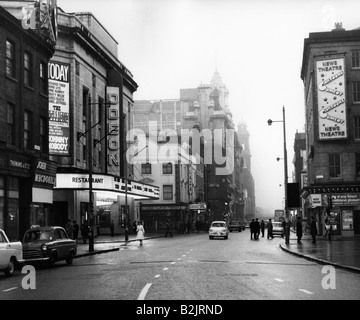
<box><xmin>48</xmin><ymin>61</ymin><xmax>70</xmax><ymax>155</ymax></box>
<box><xmin>315</xmin><ymin>57</ymin><xmax>347</xmax><ymax>140</ymax></box>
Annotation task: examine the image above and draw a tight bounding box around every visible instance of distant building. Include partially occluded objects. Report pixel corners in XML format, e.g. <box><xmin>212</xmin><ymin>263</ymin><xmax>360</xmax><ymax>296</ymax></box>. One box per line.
<box><xmin>300</xmin><ymin>23</ymin><xmax>360</xmax><ymax>237</ymax></box>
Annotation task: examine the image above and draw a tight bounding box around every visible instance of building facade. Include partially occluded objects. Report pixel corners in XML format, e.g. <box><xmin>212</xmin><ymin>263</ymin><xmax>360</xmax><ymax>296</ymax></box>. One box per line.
<box><xmin>0</xmin><ymin>4</ymin><xmax>56</xmax><ymax>240</ymax></box>
<box><xmin>300</xmin><ymin>23</ymin><xmax>360</xmax><ymax>237</ymax></box>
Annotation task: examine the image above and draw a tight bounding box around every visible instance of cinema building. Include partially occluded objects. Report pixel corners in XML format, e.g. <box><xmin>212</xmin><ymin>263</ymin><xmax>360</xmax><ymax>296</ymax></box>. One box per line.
<box><xmin>50</xmin><ymin>8</ymin><xmax>159</xmax><ymax>235</ymax></box>
<box><xmin>0</xmin><ymin>4</ymin><xmax>57</xmax><ymax>240</ymax></box>
<box><xmin>300</xmin><ymin>23</ymin><xmax>360</xmax><ymax>237</ymax></box>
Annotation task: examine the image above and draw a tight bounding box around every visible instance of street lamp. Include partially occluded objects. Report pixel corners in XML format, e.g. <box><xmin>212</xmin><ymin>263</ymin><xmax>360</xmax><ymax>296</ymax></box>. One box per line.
<box><xmin>268</xmin><ymin>106</ymin><xmax>289</xmax><ymax>244</ymax></box>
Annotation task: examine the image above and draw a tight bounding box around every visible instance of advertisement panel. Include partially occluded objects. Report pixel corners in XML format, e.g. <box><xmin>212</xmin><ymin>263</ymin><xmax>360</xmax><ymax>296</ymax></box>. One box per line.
<box><xmin>48</xmin><ymin>61</ymin><xmax>70</xmax><ymax>155</ymax></box>
<box><xmin>315</xmin><ymin>57</ymin><xmax>347</xmax><ymax>140</ymax></box>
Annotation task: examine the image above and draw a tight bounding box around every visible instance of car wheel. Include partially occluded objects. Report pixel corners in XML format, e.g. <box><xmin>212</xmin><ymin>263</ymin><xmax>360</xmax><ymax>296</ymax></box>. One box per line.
<box><xmin>48</xmin><ymin>252</ymin><xmax>57</xmax><ymax>267</ymax></box>
<box><xmin>4</xmin><ymin>258</ymin><xmax>15</xmax><ymax>277</ymax></box>
<box><xmin>224</xmin><ymin>235</ymin><xmax>228</xmax><ymax>240</ymax></box>
<box><xmin>66</xmin><ymin>252</ymin><xmax>74</xmax><ymax>265</ymax></box>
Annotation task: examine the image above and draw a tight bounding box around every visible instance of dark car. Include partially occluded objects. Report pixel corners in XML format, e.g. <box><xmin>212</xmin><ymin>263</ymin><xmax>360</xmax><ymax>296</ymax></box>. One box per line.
<box><xmin>22</xmin><ymin>226</ymin><xmax>77</xmax><ymax>267</ymax></box>
<box><xmin>228</xmin><ymin>220</ymin><xmax>245</xmax><ymax>232</ymax></box>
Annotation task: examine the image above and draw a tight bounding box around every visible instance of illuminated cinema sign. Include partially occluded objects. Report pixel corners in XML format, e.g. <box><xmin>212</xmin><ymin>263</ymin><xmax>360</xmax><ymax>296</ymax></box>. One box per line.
<box><xmin>48</xmin><ymin>61</ymin><xmax>70</xmax><ymax>155</ymax></box>
<box><xmin>315</xmin><ymin>57</ymin><xmax>347</xmax><ymax>140</ymax></box>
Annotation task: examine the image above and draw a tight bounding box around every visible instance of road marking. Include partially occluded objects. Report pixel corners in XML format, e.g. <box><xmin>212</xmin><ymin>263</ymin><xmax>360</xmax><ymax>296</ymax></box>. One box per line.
<box><xmin>274</xmin><ymin>278</ymin><xmax>284</xmax><ymax>282</ymax></box>
<box><xmin>163</xmin><ymin>267</ymin><xmax>169</xmax><ymax>271</ymax></box>
<box><xmin>3</xmin><ymin>287</ymin><xmax>18</xmax><ymax>292</ymax></box>
<box><xmin>299</xmin><ymin>289</ymin><xmax>313</xmax><ymax>295</ymax></box>
<box><xmin>182</xmin><ymin>254</ymin><xmax>186</xmax><ymax>257</ymax></box>
<box><xmin>177</xmin><ymin>258</ymin><xmax>181</xmax><ymax>260</ymax></box>
<box><xmin>171</xmin><ymin>262</ymin><xmax>176</xmax><ymax>265</ymax></box>
<box><xmin>154</xmin><ymin>274</ymin><xmax>160</xmax><ymax>278</ymax></box>
<box><xmin>138</xmin><ymin>283</ymin><xmax>152</xmax><ymax>300</ymax></box>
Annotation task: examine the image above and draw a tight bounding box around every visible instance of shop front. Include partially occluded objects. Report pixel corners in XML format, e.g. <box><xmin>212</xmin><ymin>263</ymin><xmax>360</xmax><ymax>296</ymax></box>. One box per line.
<box><xmin>302</xmin><ymin>186</ymin><xmax>360</xmax><ymax>238</ymax></box>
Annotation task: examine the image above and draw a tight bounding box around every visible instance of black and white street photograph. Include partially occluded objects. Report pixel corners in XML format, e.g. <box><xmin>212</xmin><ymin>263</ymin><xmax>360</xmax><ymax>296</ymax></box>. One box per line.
<box><xmin>1</xmin><ymin>0</ymin><xmax>360</xmax><ymax>310</ymax></box>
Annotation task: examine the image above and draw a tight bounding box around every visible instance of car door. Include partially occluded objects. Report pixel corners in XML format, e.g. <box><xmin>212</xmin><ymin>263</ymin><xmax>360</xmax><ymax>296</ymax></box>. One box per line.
<box><xmin>57</xmin><ymin>228</ymin><xmax>72</xmax><ymax>259</ymax></box>
<box><xmin>0</xmin><ymin>230</ymin><xmax>10</xmax><ymax>269</ymax></box>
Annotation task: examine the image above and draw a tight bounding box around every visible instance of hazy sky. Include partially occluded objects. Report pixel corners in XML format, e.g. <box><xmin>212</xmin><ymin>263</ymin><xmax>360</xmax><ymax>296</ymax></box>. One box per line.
<box><xmin>58</xmin><ymin>0</ymin><xmax>360</xmax><ymax>213</ymax></box>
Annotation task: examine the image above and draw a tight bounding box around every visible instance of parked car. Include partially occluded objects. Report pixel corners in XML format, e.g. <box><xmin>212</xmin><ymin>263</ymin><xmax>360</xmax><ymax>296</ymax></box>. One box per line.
<box><xmin>272</xmin><ymin>222</ymin><xmax>284</xmax><ymax>237</ymax></box>
<box><xmin>22</xmin><ymin>226</ymin><xmax>77</xmax><ymax>267</ymax></box>
<box><xmin>0</xmin><ymin>229</ymin><xmax>23</xmax><ymax>277</ymax></box>
<box><xmin>209</xmin><ymin>221</ymin><xmax>229</xmax><ymax>240</ymax></box>
<box><xmin>228</xmin><ymin>220</ymin><xmax>245</xmax><ymax>232</ymax></box>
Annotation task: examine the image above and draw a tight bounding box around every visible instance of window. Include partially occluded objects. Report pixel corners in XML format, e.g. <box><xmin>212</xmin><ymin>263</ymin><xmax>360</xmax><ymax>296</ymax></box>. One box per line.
<box><xmin>98</xmin><ymin>97</ymin><xmax>104</xmax><ymax>123</ymax></box>
<box><xmin>163</xmin><ymin>185</ymin><xmax>173</xmax><ymax>200</ymax></box>
<box><xmin>356</xmin><ymin>154</ymin><xmax>360</xmax><ymax>177</ymax></box>
<box><xmin>82</xmin><ymin>87</ymin><xmax>89</xmax><ymax>117</ymax></box>
<box><xmin>6</xmin><ymin>103</ymin><xmax>15</xmax><ymax>145</ymax></box>
<box><xmin>141</xmin><ymin>163</ymin><xmax>151</xmax><ymax>174</ymax></box>
<box><xmin>40</xmin><ymin>117</ymin><xmax>47</xmax><ymax>152</ymax></box>
<box><xmin>6</xmin><ymin>40</ymin><xmax>16</xmax><ymax>78</ymax></box>
<box><xmin>92</xmin><ymin>73</ymin><xmax>96</xmax><ymax>87</ymax></box>
<box><xmin>352</xmin><ymin>81</ymin><xmax>360</xmax><ymax>103</ymax></box>
<box><xmin>75</xmin><ymin>60</ymin><xmax>80</xmax><ymax>76</ymax></box>
<box><xmin>24</xmin><ymin>52</ymin><xmax>33</xmax><ymax>87</ymax></box>
<box><xmin>162</xmin><ymin>162</ymin><xmax>173</xmax><ymax>174</ymax></box>
<box><xmin>24</xmin><ymin>110</ymin><xmax>32</xmax><ymax>149</ymax></box>
<box><xmin>354</xmin><ymin>116</ymin><xmax>360</xmax><ymax>140</ymax></box>
<box><xmin>329</xmin><ymin>153</ymin><xmax>341</xmax><ymax>178</ymax></box>
<box><xmin>40</xmin><ymin>61</ymin><xmax>47</xmax><ymax>94</ymax></box>
<box><xmin>352</xmin><ymin>50</ymin><xmax>360</xmax><ymax>68</ymax></box>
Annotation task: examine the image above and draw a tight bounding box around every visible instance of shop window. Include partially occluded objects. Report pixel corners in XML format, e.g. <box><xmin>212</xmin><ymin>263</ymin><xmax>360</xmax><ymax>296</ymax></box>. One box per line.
<box><xmin>329</xmin><ymin>153</ymin><xmax>341</xmax><ymax>178</ymax></box>
<box><xmin>163</xmin><ymin>185</ymin><xmax>173</xmax><ymax>200</ymax></box>
<box><xmin>6</xmin><ymin>39</ymin><xmax>16</xmax><ymax>78</ymax></box>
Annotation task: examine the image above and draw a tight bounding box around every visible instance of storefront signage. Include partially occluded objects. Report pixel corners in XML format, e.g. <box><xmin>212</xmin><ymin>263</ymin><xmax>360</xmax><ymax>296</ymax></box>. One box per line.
<box><xmin>189</xmin><ymin>203</ymin><xmax>207</xmax><ymax>210</ymax></box>
<box><xmin>332</xmin><ymin>194</ymin><xmax>360</xmax><ymax>206</ymax></box>
<box><xmin>316</xmin><ymin>57</ymin><xmax>347</xmax><ymax>140</ymax></box>
<box><xmin>106</xmin><ymin>87</ymin><xmax>121</xmax><ymax>175</ymax></box>
<box><xmin>342</xmin><ymin>210</ymin><xmax>353</xmax><ymax>230</ymax></box>
<box><xmin>306</xmin><ymin>194</ymin><xmax>322</xmax><ymax>207</ymax></box>
<box><xmin>142</xmin><ymin>205</ymin><xmax>187</xmax><ymax>211</ymax></box>
<box><xmin>33</xmin><ymin>160</ymin><xmax>57</xmax><ymax>188</ymax></box>
<box><xmin>48</xmin><ymin>61</ymin><xmax>70</xmax><ymax>155</ymax></box>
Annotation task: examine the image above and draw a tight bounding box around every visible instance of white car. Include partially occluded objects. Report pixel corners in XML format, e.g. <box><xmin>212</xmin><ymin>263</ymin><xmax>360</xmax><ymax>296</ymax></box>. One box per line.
<box><xmin>209</xmin><ymin>221</ymin><xmax>229</xmax><ymax>240</ymax></box>
<box><xmin>0</xmin><ymin>229</ymin><xmax>23</xmax><ymax>277</ymax></box>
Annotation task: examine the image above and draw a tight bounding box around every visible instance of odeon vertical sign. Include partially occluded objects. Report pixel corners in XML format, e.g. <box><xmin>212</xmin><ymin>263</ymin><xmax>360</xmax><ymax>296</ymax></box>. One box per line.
<box><xmin>106</xmin><ymin>87</ymin><xmax>121</xmax><ymax>175</ymax></box>
<box><xmin>48</xmin><ymin>61</ymin><xmax>70</xmax><ymax>155</ymax></box>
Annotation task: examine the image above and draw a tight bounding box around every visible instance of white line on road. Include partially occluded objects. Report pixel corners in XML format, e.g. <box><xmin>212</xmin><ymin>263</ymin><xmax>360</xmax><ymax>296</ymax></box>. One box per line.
<box><xmin>154</xmin><ymin>275</ymin><xmax>160</xmax><ymax>278</ymax></box>
<box><xmin>177</xmin><ymin>258</ymin><xmax>181</xmax><ymax>260</ymax></box>
<box><xmin>299</xmin><ymin>289</ymin><xmax>313</xmax><ymax>295</ymax></box>
<box><xmin>138</xmin><ymin>283</ymin><xmax>152</xmax><ymax>300</ymax></box>
<box><xmin>171</xmin><ymin>262</ymin><xmax>176</xmax><ymax>265</ymax></box>
<box><xmin>182</xmin><ymin>254</ymin><xmax>186</xmax><ymax>257</ymax></box>
<box><xmin>274</xmin><ymin>278</ymin><xmax>284</xmax><ymax>282</ymax></box>
<box><xmin>3</xmin><ymin>287</ymin><xmax>18</xmax><ymax>292</ymax></box>
<box><xmin>163</xmin><ymin>267</ymin><xmax>169</xmax><ymax>271</ymax></box>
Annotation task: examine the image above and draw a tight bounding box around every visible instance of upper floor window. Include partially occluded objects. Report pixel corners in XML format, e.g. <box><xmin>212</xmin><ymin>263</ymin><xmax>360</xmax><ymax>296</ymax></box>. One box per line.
<box><xmin>356</xmin><ymin>154</ymin><xmax>360</xmax><ymax>178</ymax></box>
<box><xmin>162</xmin><ymin>163</ymin><xmax>173</xmax><ymax>174</ymax></box>
<box><xmin>354</xmin><ymin>116</ymin><xmax>360</xmax><ymax>141</ymax></box>
<box><xmin>352</xmin><ymin>81</ymin><xmax>360</xmax><ymax>103</ymax></box>
<box><xmin>40</xmin><ymin>117</ymin><xmax>48</xmax><ymax>153</ymax></box>
<box><xmin>82</xmin><ymin>87</ymin><xmax>89</xmax><ymax>117</ymax></box>
<box><xmin>92</xmin><ymin>74</ymin><xmax>96</xmax><ymax>87</ymax></box>
<box><xmin>141</xmin><ymin>163</ymin><xmax>151</xmax><ymax>174</ymax></box>
<box><xmin>6</xmin><ymin>40</ymin><xmax>16</xmax><ymax>78</ymax></box>
<box><xmin>40</xmin><ymin>61</ymin><xmax>47</xmax><ymax>94</ymax></box>
<box><xmin>163</xmin><ymin>185</ymin><xmax>173</xmax><ymax>200</ymax></box>
<box><xmin>6</xmin><ymin>103</ymin><xmax>15</xmax><ymax>145</ymax></box>
<box><xmin>24</xmin><ymin>110</ymin><xmax>32</xmax><ymax>149</ymax></box>
<box><xmin>24</xmin><ymin>52</ymin><xmax>33</xmax><ymax>87</ymax></box>
<box><xmin>329</xmin><ymin>153</ymin><xmax>341</xmax><ymax>178</ymax></box>
<box><xmin>352</xmin><ymin>50</ymin><xmax>360</xmax><ymax>68</ymax></box>
<box><xmin>75</xmin><ymin>60</ymin><xmax>80</xmax><ymax>76</ymax></box>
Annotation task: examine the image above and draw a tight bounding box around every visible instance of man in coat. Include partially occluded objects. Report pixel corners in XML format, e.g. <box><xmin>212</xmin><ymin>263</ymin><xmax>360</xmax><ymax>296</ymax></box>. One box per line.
<box><xmin>267</xmin><ymin>219</ymin><xmax>274</xmax><ymax>239</ymax></box>
<box><xmin>296</xmin><ymin>217</ymin><xmax>302</xmax><ymax>244</ymax></box>
<box><xmin>250</xmin><ymin>219</ymin><xmax>255</xmax><ymax>240</ymax></box>
<box><xmin>310</xmin><ymin>216</ymin><xmax>318</xmax><ymax>244</ymax></box>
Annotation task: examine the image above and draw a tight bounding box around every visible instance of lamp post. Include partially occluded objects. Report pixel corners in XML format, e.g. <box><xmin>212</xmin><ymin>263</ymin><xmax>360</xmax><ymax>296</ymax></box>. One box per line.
<box><xmin>268</xmin><ymin>106</ymin><xmax>289</xmax><ymax>244</ymax></box>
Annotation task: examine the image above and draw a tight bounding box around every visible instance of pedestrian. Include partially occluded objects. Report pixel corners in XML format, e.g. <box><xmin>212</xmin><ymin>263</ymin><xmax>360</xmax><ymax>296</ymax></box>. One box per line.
<box><xmin>254</xmin><ymin>218</ymin><xmax>260</xmax><ymax>240</ymax></box>
<box><xmin>164</xmin><ymin>220</ymin><xmax>173</xmax><ymax>238</ymax></box>
<box><xmin>267</xmin><ymin>219</ymin><xmax>273</xmax><ymax>239</ymax></box>
<box><xmin>132</xmin><ymin>221</ymin><xmax>137</xmax><ymax>234</ymax></box>
<box><xmin>110</xmin><ymin>220</ymin><xmax>115</xmax><ymax>237</ymax></box>
<box><xmin>260</xmin><ymin>220</ymin><xmax>265</xmax><ymax>237</ymax></box>
<box><xmin>136</xmin><ymin>221</ymin><xmax>145</xmax><ymax>246</ymax></box>
<box><xmin>302</xmin><ymin>219</ymin><xmax>308</xmax><ymax>235</ymax></box>
<box><xmin>81</xmin><ymin>220</ymin><xmax>89</xmax><ymax>244</ymax></box>
<box><xmin>296</xmin><ymin>217</ymin><xmax>302</xmax><ymax>244</ymax></box>
<box><xmin>73</xmin><ymin>220</ymin><xmax>79</xmax><ymax>241</ymax></box>
<box><xmin>65</xmin><ymin>219</ymin><xmax>73</xmax><ymax>239</ymax></box>
<box><xmin>250</xmin><ymin>219</ymin><xmax>255</xmax><ymax>239</ymax></box>
<box><xmin>310</xmin><ymin>216</ymin><xmax>317</xmax><ymax>244</ymax></box>
<box><xmin>324</xmin><ymin>216</ymin><xmax>331</xmax><ymax>240</ymax></box>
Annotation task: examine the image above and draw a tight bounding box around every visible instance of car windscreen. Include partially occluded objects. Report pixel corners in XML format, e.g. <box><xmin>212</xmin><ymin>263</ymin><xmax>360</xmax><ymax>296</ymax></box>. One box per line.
<box><xmin>212</xmin><ymin>223</ymin><xmax>225</xmax><ymax>228</ymax></box>
<box><xmin>23</xmin><ymin>230</ymin><xmax>54</xmax><ymax>242</ymax></box>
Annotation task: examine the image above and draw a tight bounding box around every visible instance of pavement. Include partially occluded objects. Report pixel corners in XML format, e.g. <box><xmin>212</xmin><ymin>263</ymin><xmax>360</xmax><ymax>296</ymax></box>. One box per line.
<box><xmin>73</xmin><ymin>229</ymin><xmax>360</xmax><ymax>273</ymax></box>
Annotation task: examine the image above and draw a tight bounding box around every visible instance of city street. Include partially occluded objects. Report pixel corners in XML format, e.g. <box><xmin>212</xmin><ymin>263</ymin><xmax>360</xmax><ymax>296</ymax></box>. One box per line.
<box><xmin>1</xmin><ymin>230</ymin><xmax>360</xmax><ymax>301</ymax></box>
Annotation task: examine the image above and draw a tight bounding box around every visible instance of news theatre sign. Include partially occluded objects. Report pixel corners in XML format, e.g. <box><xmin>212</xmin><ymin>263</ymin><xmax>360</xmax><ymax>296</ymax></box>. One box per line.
<box><xmin>315</xmin><ymin>57</ymin><xmax>347</xmax><ymax>140</ymax></box>
<box><xmin>48</xmin><ymin>61</ymin><xmax>70</xmax><ymax>155</ymax></box>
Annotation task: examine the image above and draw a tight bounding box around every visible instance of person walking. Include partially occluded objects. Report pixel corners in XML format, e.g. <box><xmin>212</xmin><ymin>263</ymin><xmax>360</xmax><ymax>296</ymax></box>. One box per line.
<box><xmin>302</xmin><ymin>219</ymin><xmax>309</xmax><ymax>235</ymax></box>
<box><xmin>250</xmin><ymin>219</ymin><xmax>255</xmax><ymax>240</ymax></box>
<box><xmin>65</xmin><ymin>219</ymin><xmax>74</xmax><ymax>239</ymax></box>
<box><xmin>164</xmin><ymin>220</ymin><xmax>173</xmax><ymax>238</ymax></box>
<box><xmin>110</xmin><ymin>220</ymin><xmax>115</xmax><ymax>237</ymax></box>
<box><xmin>260</xmin><ymin>220</ymin><xmax>265</xmax><ymax>238</ymax></box>
<box><xmin>267</xmin><ymin>219</ymin><xmax>273</xmax><ymax>239</ymax></box>
<box><xmin>254</xmin><ymin>218</ymin><xmax>260</xmax><ymax>240</ymax></box>
<box><xmin>136</xmin><ymin>221</ymin><xmax>145</xmax><ymax>246</ymax></box>
<box><xmin>310</xmin><ymin>216</ymin><xmax>317</xmax><ymax>244</ymax></box>
<box><xmin>73</xmin><ymin>220</ymin><xmax>79</xmax><ymax>241</ymax></box>
<box><xmin>296</xmin><ymin>217</ymin><xmax>302</xmax><ymax>244</ymax></box>
<box><xmin>324</xmin><ymin>216</ymin><xmax>331</xmax><ymax>240</ymax></box>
